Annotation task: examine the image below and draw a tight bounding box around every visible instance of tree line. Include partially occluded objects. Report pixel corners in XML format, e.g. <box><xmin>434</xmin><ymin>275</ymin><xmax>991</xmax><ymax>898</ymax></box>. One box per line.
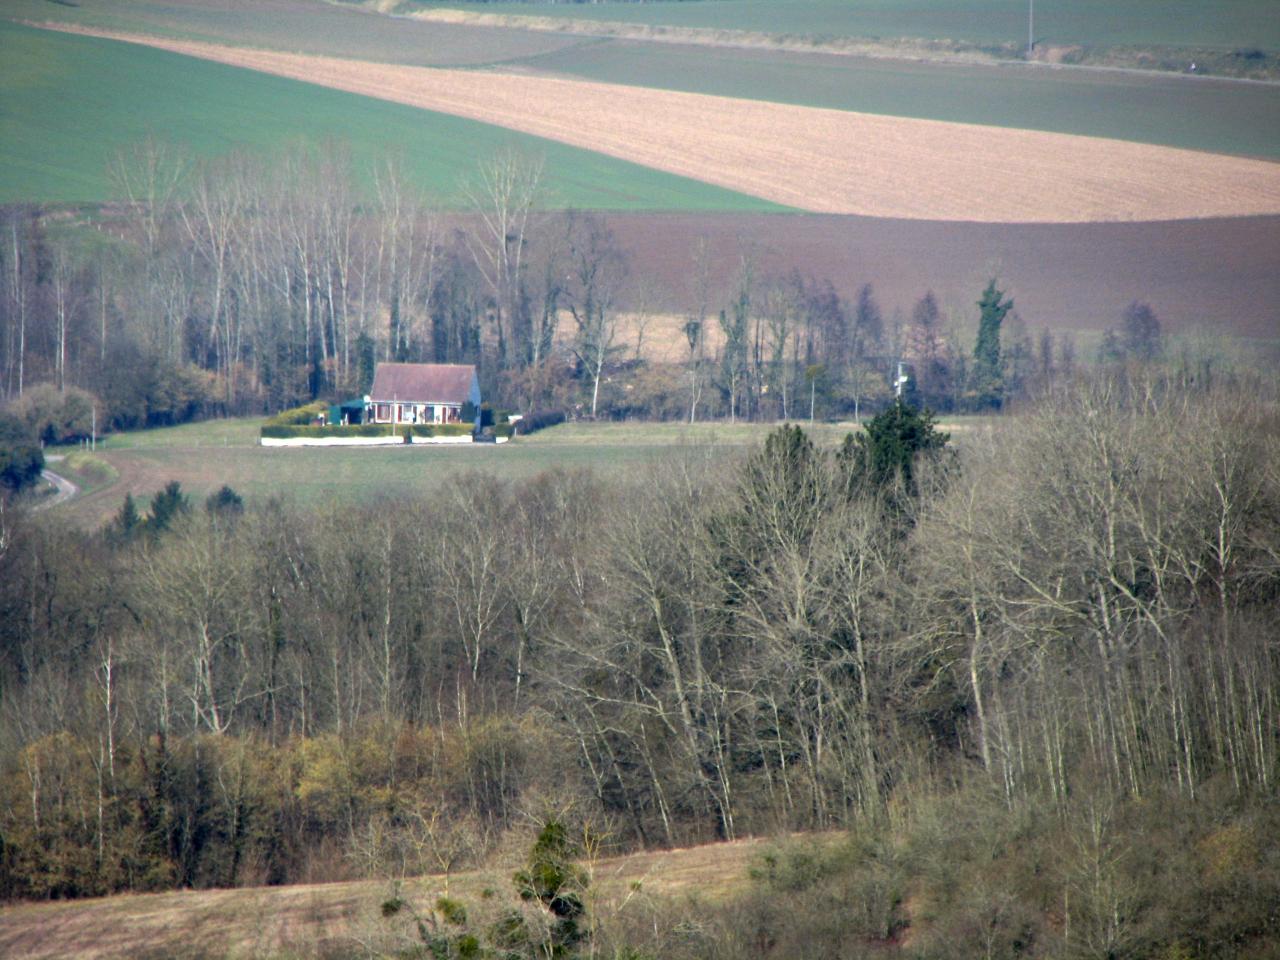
<box><xmin>0</xmin><ymin>139</ymin><xmax>1176</xmax><ymax>445</ymax></box>
<box><xmin>1</xmin><ymin>369</ymin><xmax>1276</xmax><ymax>907</ymax></box>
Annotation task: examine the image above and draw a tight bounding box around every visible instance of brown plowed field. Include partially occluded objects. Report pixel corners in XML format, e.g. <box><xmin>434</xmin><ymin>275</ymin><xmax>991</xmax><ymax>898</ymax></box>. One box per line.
<box><xmin>602</xmin><ymin>212</ymin><xmax>1280</xmax><ymax>341</ymax></box>
<box><xmin>44</xmin><ymin>25</ymin><xmax>1280</xmax><ymax>224</ymax></box>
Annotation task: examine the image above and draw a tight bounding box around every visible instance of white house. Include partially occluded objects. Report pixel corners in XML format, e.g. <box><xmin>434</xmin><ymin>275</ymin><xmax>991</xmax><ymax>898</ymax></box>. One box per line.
<box><xmin>366</xmin><ymin>363</ymin><xmax>481</xmax><ymax>429</ymax></box>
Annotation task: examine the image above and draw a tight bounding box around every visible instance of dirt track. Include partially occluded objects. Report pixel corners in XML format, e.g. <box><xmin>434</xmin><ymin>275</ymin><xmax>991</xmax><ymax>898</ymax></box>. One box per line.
<box><xmin>44</xmin><ymin>25</ymin><xmax>1280</xmax><ymax>224</ymax></box>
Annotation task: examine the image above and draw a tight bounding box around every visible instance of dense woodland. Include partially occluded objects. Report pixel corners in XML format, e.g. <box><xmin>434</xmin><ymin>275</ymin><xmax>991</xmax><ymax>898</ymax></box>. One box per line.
<box><xmin>1</xmin><ymin>364</ymin><xmax>1278</xmax><ymax>956</ymax></box>
<box><xmin>2</xmin><ymin>142</ymin><xmax>1278</xmax><ymax>957</ymax></box>
<box><xmin>0</xmin><ymin>141</ymin><xmax>1178</xmax><ymax>441</ymax></box>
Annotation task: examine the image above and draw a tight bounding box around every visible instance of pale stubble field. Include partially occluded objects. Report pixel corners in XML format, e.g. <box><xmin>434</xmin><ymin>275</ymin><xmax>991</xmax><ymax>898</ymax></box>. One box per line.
<box><xmin>44</xmin><ymin>25</ymin><xmax>1280</xmax><ymax>224</ymax></box>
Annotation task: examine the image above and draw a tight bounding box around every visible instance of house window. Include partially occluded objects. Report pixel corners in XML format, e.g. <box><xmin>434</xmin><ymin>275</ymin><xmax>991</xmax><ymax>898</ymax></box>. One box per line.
<box><xmin>376</xmin><ymin>403</ymin><xmax>391</xmax><ymax>422</ymax></box>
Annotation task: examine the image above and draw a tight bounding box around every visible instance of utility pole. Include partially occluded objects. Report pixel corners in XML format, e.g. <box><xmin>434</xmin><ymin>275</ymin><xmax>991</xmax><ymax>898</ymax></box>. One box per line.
<box><xmin>1028</xmin><ymin>0</ymin><xmax>1034</xmax><ymax>58</ymax></box>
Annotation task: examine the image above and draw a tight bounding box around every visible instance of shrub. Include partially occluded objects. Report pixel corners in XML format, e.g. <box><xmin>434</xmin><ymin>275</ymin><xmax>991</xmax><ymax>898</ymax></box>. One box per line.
<box><xmin>100</xmin><ymin>354</ymin><xmax>214</xmax><ymax>430</ymax></box>
<box><xmin>6</xmin><ymin>383</ymin><xmax>101</xmax><ymax>445</ymax></box>
<box><xmin>515</xmin><ymin>410</ymin><xmax>566</xmax><ymax>435</ymax></box>
<box><xmin>205</xmin><ymin>485</ymin><xmax>244</xmax><ymax>517</ymax></box>
<box><xmin>0</xmin><ymin>414</ymin><xmax>43</xmax><ymax>494</ymax></box>
<box><xmin>265</xmin><ymin>401</ymin><xmax>329</xmax><ymax>427</ymax></box>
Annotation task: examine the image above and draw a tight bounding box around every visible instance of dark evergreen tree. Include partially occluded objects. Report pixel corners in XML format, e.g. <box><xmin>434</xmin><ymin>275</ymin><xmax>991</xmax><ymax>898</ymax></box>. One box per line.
<box><xmin>840</xmin><ymin>401</ymin><xmax>949</xmax><ymax>496</ymax></box>
<box><xmin>146</xmin><ymin>481</ymin><xmax>190</xmax><ymax>533</ymax></box>
<box><xmin>115</xmin><ymin>492</ymin><xmax>140</xmax><ymax>540</ymax></box>
<box><xmin>971</xmin><ymin>279</ymin><xmax>1012</xmax><ymax>409</ymax></box>
<box><xmin>205</xmin><ymin>485</ymin><xmax>244</xmax><ymax>518</ymax></box>
<box><xmin>1122</xmin><ymin>301</ymin><xmax>1163</xmax><ymax>362</ymax></box>
<box><xmin>356</xmin><ymin>331</ymin><xmax>377</xmax><ymax>395</ymax></box>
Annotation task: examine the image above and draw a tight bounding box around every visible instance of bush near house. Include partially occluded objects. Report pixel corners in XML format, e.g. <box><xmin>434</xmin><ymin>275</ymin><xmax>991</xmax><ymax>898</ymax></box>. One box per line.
<box><xmin>515</xmin><ymin>410</ymin><xmax>566</xmax><ymax>435</ymax></box>
<box><xmin>409</xmin><ymin>423</ymin><xmax>476</xmax><ymax>439</ymax></box>
<box><xmin>264</xmin><ymin>402</ymin><xmax>330</xmax><ymax>427</ymax></box>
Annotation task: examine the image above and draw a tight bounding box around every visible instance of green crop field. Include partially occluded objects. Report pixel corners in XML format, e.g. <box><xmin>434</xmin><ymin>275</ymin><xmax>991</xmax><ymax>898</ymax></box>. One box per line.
<box><xmin>514</xmin><ymin>41</ymin><xmax>1280</xmax><ymax>160</ymax></box>
<box><xmin>0</xmin><ymin>20</ymin><xmax>784</xmax><ymax>209</ymax></box>
<box><xmin>0</xmin><ymin>0</ymin><xmax>590</xmax><ymax>67</ymax></box>
<box><xmin>426</xmin><ymin>0</ymin><xmax>1280</xmax><ymax>52</ymax></box>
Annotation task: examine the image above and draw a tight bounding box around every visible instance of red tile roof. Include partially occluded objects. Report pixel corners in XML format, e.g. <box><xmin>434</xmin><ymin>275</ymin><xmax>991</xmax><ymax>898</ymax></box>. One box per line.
<box><xmin>369</xmin><ymin>363</ymin><xmax>476</xmax><ymax>404</ymax></box>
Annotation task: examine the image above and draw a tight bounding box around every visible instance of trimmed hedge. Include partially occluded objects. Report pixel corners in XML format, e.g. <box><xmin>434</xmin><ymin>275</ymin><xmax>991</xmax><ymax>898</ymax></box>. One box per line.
<box><xmin>409</xmin><ymin>423</ymin><xmax>475</xmax><ymax>438</ymax></box>
<box><xmin>261</xmin><ymin>424</ymin><xmax>390</xmax><ymax>439</ymax></box>
<box><xmin>261</xmin><ymin>423</ymin><xmax>483</xmax><ymax>440</ymax></box>
<box><xmin>516</xmin><ymin>410</ymin><xmax>566</xmax><ymax>435</ymax></box>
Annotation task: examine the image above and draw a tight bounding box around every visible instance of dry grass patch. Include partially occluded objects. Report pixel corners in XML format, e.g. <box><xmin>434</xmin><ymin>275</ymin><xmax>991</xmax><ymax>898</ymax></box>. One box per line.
<box><xmin>0</xmin><ymin>836</ymin><xmax>774</xmax><ymax>959</ymax></box>
<box><xmin>36</xmin><ymin>24</ymin><xmax>1280</xmax><ymax>223</ymax></box>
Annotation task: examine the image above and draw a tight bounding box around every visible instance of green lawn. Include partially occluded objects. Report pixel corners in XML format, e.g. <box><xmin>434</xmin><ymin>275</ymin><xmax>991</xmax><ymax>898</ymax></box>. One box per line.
<box><xmin>60</xmin><ymin>416</ymin><xmax>988</xmax><ymax>527</ymax></box>
<box><xmin>426</xmin><ymin>0</ymin><xmax>1280</xmax><ymax>52</ymax></box>
<box><xmin>515</xmin><ymin>42</ymin><xmax>1280</xmax><ymax>160</ymax></box>
<box><xmin>0</xmin><ymin>20</ymin><xmax>785</xmax><ymax>209</ymax></box>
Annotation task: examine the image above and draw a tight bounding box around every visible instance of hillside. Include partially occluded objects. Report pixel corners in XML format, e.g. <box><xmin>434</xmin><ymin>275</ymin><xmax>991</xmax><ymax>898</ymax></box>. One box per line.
<box><xmin>36</xmin><ymin>26</ymin><xmax>1280</xmax><ymax>223</ymax></box>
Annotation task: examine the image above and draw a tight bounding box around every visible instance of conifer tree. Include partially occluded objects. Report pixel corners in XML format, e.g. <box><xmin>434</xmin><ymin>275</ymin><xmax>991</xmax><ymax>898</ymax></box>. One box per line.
<box><xmin>841</xmin><ymin>401</ymin><xmax>949</xmax><ymax>496</ymax></box>
<box><xmin>971</xmin><ymin>279</ymin><xmax>1012</xmax><ymax>409</ymax></box>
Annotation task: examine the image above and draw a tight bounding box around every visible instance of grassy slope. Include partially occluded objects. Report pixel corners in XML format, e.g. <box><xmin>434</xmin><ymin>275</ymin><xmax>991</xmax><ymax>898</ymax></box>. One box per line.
<box><xmin>423</xmin><ymin>0</ymin><xmax>1280</xmax><ymax>52</ymax></box>
<box><xmin>0</xmin><ymin>21</ymin><xmax>784</xmax><ymax>209</ymax></box>
<box><xmin>0</xmin><ymin>835</ymin><xmax>772</xmax><ymax>960</ymax></box>
<box><xmin>515</xmin><ymin>41</ymin><xmax>1280</xmax><ymax>161</ymax></box>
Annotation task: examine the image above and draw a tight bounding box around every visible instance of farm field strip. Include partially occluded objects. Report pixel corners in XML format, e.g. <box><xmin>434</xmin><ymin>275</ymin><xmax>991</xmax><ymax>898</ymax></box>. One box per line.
<box><xmin>10</xmin><ymin>0</ymin><xmax>1277</xmax><ymax>160</ymax></box>
<box><xmin>0</xmin><ymin>20</ymin><xmax>780</xmax><ymax>209</ymax></box>
<box><xmin>600</xmin><ymin>212</ymin><xmax>1280</xmax><ymax>341</ymax></box>
<box><xmin>40</xmin><ymin>25</ymin><xmax>1280</xmax><ymax>223</ymax></box>
<box><xmin>511</xmin><ymin>40</ymin><xmax>1280</xmax><ymax>161</ymax></box>
<box><xmin>0</xmin><ymin>0</ymin><xmax>594</xmax><ymax>67</ymax></box>
<box><xmin>414</xmin><ymin>0</ymin><xmax>1280</xmax><ymax>52</ymax></box>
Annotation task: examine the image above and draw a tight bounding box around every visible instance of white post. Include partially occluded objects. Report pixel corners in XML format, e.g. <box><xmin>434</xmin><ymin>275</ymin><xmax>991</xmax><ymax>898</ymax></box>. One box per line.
<box><xmin>91</xmin><ymin>403</ymin><xmax>96</xmax><ymax>452</ymax></box>
<box><xmin>1028</xmin><ymin>0</ymin><xmax>1034</xmax><ymax>58</ymax></box>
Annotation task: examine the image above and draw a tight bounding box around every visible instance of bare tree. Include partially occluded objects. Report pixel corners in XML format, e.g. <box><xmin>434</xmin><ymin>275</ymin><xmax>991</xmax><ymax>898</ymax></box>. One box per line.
<box><xmin>462</xmin><ymin>149</ymin><xmax>543</xmax><ymax>373</ymax></box>
<box><xmin>564</xmin><ymin>212</ymin><xmax>627</xmax><ymax>418</ymax></box>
